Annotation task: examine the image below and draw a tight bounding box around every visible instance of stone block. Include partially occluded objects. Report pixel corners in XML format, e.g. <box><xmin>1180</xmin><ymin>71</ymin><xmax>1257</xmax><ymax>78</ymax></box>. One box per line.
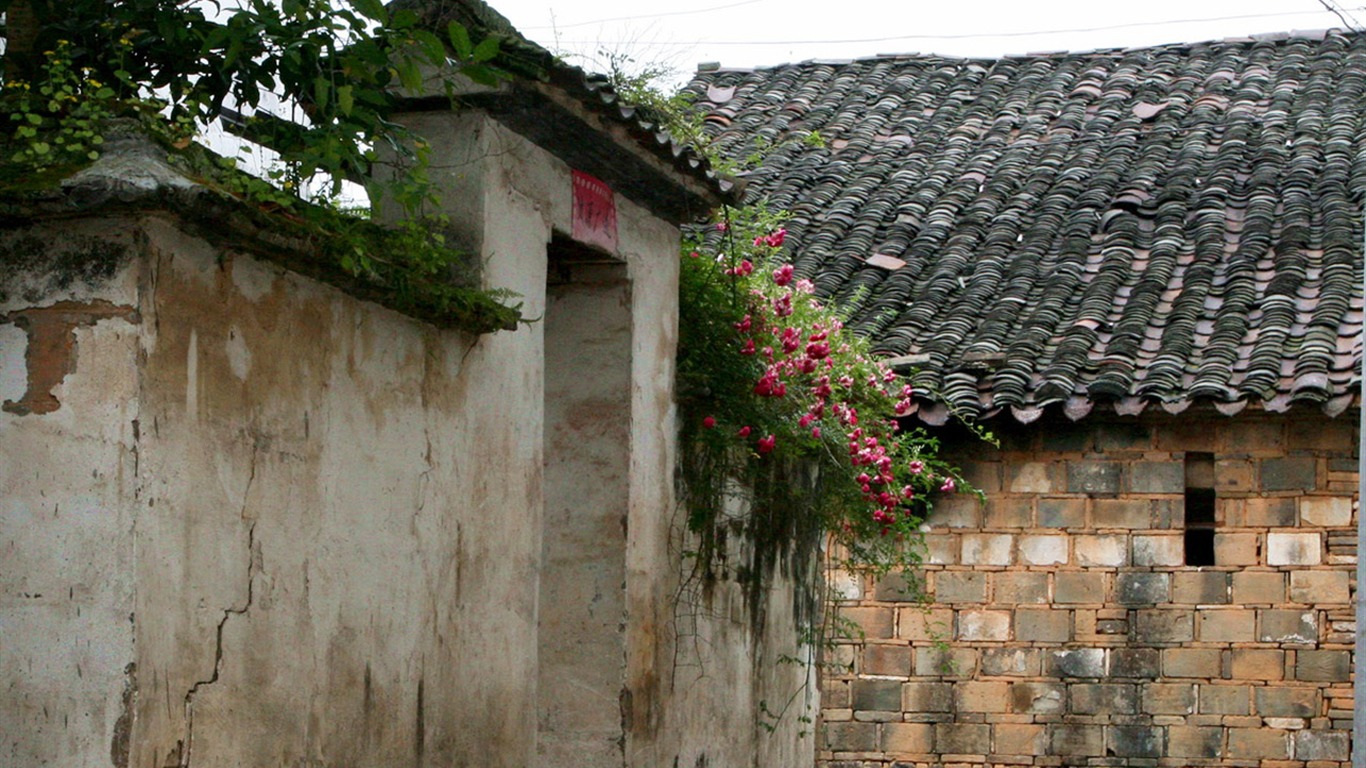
<box><xmin>914</xmin><ymin>647</ymin><xmax>977</xmax><ymax>678</ymax></box>
<box><xmin>1214</xmin><ymin>532</ymin><xmax>1260</xmax><ymax>565</ymax></box>
<box><xmin>825</xmin><ymin>721</ymin><xmax>878</xmax><ymax>752</ymax></box>
<box><xmin>1096</xmin><ymin>423</ymin><xmax>1150</xmax><ymax>451</ymax></box>
<box><xmin>1288</xmin><ymin>570</ymin><xmax>1350</xmax><ymax>604</ymax></box>
<box><xmin>1093</xmin><ymin>498</ymin><xmax>1152</xmax><ymax>528</ymax></box>
<box><xmin>1070</xmin><ymin>683</ymin><xmax>1137</xmax><ymax>714</ymax></box>
<box><xmin>1047</xmin><ymin>648</ymin><xmax>1105</xmax><ymax>678</ymax></box>
<box><xmin>1015</xmin><ymin>608</ymin><xmax>1071</xmax><ymax>643</ymax></box>
<box><xmin>1215</xmin><ymin>459</ymin><xmax>1256</xmax><ymax>492</ymax></box>
<box><xmin>1007</xmin><ymin>462</ymin><xmax>1054</xmax><ymax>494</ymax></box>
<box><xmin>1037</xmin><ymin>497</ymin><xmax>1084</xmax><ymax>528</ymax></box>
<box><xmin>934</xmin><ymin>723</ymin><xmax>990</xmax><ymax>756</ymax></box>
<box><xmin>1230</xmin><ymin>648</ymin><xmax>1284</xmax><ymax>681</ymax></box>
<box><xmin>852</xmin><ymin>679</ymin><xmax>904</xmax><ymax>713</ymax></box>
<box><xmin>1200</xmin><ymin>685</ymin><xmax>1251</xmax><ymax>715</ymax></box>
<box><xmin>935</xmin><ymin>571</ymin><xmax>987</xmax><ymax>603</ymax></box>
<box><xmin>897</xmin><ymin>607</ymin><xmax>952</xmax><ymax>641</ymax></box>
<box><xmin>1259</xmin><ymin>610</ymin><xmax>1316</xmax><ymax>643</ymax></box>
<box><xmin>1227</xmin><ymin>728</ymin><xmax>1290</xmax><ymax>760</ymax></box>
<box><xmin>1075</xmin><ymin>535</ymin><xmax>1128</xmax><ymax>566</ymax></box>
<box><xmin>1115</xmin><ymin>572</ymin><xmax>1170</xmax><ymax>605</ymax></box>
<box><xmin>931</xmin><ymin>494</ymin><xmax>983</xmax><ymax>527</ymax></box>
<box><xmin>1131</xmin><ymin>534</ymin><xmax>1183</xmax><ymax>566</ymax></box>
<box><xmin>1172</xmin><ymin>571</ymin><xmax>1229</xmax><ymax>604</ymax></box>
<box><xmin>882</xmin><ymin>722</ymin><xmax>934</xmax><ymax>754</ymax></box>
<box><xmin>1232</xmin><ymin>571</ymin><xmax>1284</xmax><ymax>604</ymax></box>
<box><xmin>1009</xmin><ymin>681</ymin><xmax>1066</xmax><ymax>714</ymax></box>
<box><xmin>1168</xmin><ymin>725</ymin><xmax>1223</xmax><ymax>758</ymax></box>
<box><xmin>1294</xmin><ymin>730</ymin><xmax>1349</xmax><ymax>761</ymax></box>
<box><xmin>955</xmin><ymin>681</ymin><xmax>1010</xmax><ymax>713</ymax></box>
<box><xmin>1048</xmin><ymin>724</ymin><xmax>1104</xmax><ymax>756</ymax></box>
<box><xmin>1068</xmin><ymin>461</ymin><xmax>1122</xmax><ymax>494</ymax></box>
<box><xmin>922</xmin><ymin>534</ymin><xmax>958</xmax><ymax>564</ymax></box>
<box><xmin>1018</xmin><ymin>534</ymin><xmax>1068</xmax><ymax>565</ymax></box>
<box><xmin>1256</xmin><ymin>686</ymin><xmax>1318</xmax><ymax>717</ymax></box>
<box><xmin>1261</xmin><ymin>457</ymin><xmax>1317</xmax><ymax>491</ymax></box>
<box><xmin>1133</xmin><ymin>610</ymin><xmax>1193</xmax><ymax>643</ymax></box>
<box><xmin>1159</xmin><ymin>422</ymin><xmax>1216</xmax><ymax>451</ymax></box>
<box><xmin>1267</xmin><ymin>532</ymin><xmax>1322</xmax><ymax>566</ymax></box>
<box><xmin>992</xmin><ymin>572</ymin><xmax>1048</xmax><ymax>604</ymax></box>
<box><xmin>961</xmin><ymin>460</ymin><xmax>1003</xmax><ymax>493</ymax></box>
<box><xmin>961</xmin><ymin>533</ymin><xmax>1014</xmax><ymax>566</ymax></box>
<box><xmin>1198</xmin><ymin>609</ymin><xmax>1256</xmax><ymax>643</ymax></box>
<box><xmin>1108</xmin><ymin>725</ymin><xmax>1164</xmax><ymax>757</ymax></box>
<box><xmin>958</xmin><ymin>609</ymin><xmax>1010</xmax><ymax>641</ymax></box>
<box><xmin>1163</xmin><ymin>648</ymin><xmax>1221</xmax><ymax>678</ymax></box>
<box><xmin>1221</xmin><ymin>420</ymin><xmax>1285</xmax><ymax>453</ymax></box>
<box><xmin>1245</xmin><ymin>496</ymin><xmax>1298</xmax><ymax>527</ymax></box>
<box><xmin>993</xmin><ymin>723</ymin><xmax>1046</xmax><ymax>756</ymax></box>
<box><xmin>1299</xmin><ymin>496</ymin><xmax>1353</xmax><ymax>527</ymax></box>
<box><xmin>840</xmin><ymin>606</ymin><xmax>893</xmax><ymax>638</ymax></box>
<box><xmin>1109</xmin><ymin>648</ymin><xmax>1160</xmax><ymax>679</ymax></box>
<box><xmin>1295</xmin><ymin>650</ymin><xmax>1350</xmax><ymax>682</ymax></box>
<box><xmin>1055</xmin><ymin>571</ymin><xmax>1106</xmax><ymax>603</ymax></box>
<box><xmin>980</xmin><ymin>647</ymin><xmax>1039</xmax><ymax>676</ymax></box>
<box><xmin>1127</xmin><ymin>461</ymin><xmax>1184</xmax><ymax>493</ymax></box>
<box><xmin>984</xmin><ymin>496</ymin><xmax>1032</xmax><ymax>528</ymax></box>
<box><xmin>872</xmin><ymin>571</ymin><xmax>925</xmax><ymax>602</ymax></box>
<box><xmin>862</xmin><ymin>644</ymin><xmax>912</xmax><ymax>677</ymax></box>
<box><xmin>1143</xmin><ymin>683</ymin><xmax>1196</xmax><ymax>714</ymax></box>
<box><xmin>903</xmin><ymin>681</ymin><xmax>954</xmax><ymax>712</ymax></box>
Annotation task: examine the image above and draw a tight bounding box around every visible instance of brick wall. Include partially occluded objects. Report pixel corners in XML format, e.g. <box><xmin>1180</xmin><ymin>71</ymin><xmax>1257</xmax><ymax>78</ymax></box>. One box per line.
<box><xmin>821</xmin><ymin>410</ymin><xmax>1358</xmax><ymax>767</ymax></box>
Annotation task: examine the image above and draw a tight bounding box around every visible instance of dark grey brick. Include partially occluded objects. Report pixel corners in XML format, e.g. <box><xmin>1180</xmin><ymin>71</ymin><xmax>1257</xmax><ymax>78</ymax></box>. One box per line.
<box><xmin>1067</xmin><ymin>461</ymin><xmax>1122</xmax><ymax>494</ymax></box>
<box><xmin>1069</xmin><ymin>683</ymin><xmax>1138</xmax><ymax>714</ymax></box>
<box><xmin>1260</xmin><ymin>457</ymin><xmax>1317</xmax><ymax>491</ymax></box>
<box><xmin>1047</xmin><ymin>648</ymin><xmax>1105</xmax><ymax>678</ymax></box>
<box><xmin>1108</xmin><ymin>725</ymin><xmax>1164</xmax><ymax>758</ymax></box>
<box><xmin>1126</xmin><ymin>462</ymin><xmax>1184</xmax><ymax>493</ymax></box>
<box><xmin>1048</xmin><ymin>724</ymin><xmax>1104</xmax><ymax>756</ymax></box>
<box><xmin>1109</xmin><ymin>649</ymin><xmax>1160</xmax><ymax>679</ymax></box>
<box><xmin>1132</xmin><ymin>610</ymin><xmax>1193</xmax><ymax>643</ymax></box>
<box><xmin>873</xmin><ymin>570</ymin><xmax>926</xmax><ymax>602</ymax></box>
<box><xmin>1115</xmin><ymin>573</ymin><xmax>1170</xmax><ymax>605</ymax></box>
<box><xmin>852</xmin><ymin>679</ymin><xmax>902</xmax><ymax>712</ymax></box>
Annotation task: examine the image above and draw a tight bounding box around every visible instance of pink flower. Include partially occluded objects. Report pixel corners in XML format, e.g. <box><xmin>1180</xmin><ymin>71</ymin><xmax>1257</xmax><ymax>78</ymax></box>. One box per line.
<box><xmin>736</xmin><ymin>259</ymin><xmax>753</xmax><ymax>276</ymax></box>
<box><xmin>757</xmin><ymin>434</ymin><xmax>776</xmax><ymax>454</ymax></box>
<box><xmin>901</xmin><ymin>485</ymin><xmax>915</xmax><ymax>499</ymax></box>
<box><xmin>702</xmin><ymin>416</ymin><xmax>716</xmax><ymax>429</ymax></box>
<box><xmin>689</xmin><ymin>250</ymin><xmax>701</xmax><ymax>259</ymax></box>
<box><xmin>811</xmin><ymin>427</ymin><xmax>821</xmax><ymax>438</ymax></box>
<box><xmin>940</xmin><ymin>477</ymin><xmax>957</xmax><ymax>493</ymax></box>
<box><xmin>772</xmin><ymin>263</ymin><xmax>794</xmax><ymax>286</ymax></box>
<box><xmin>738</xmin><ymin>426</ymin><xmax>752</xmax><ymax>437</ymax></box>
<box><xmin>797</xmin><ymin>357</ymin><xmax>817</xmax><ymax>373</ymax></box>
<box><xmin>794</xmin><ymin>278</ymin><xmax>815</xmax><ymax>294</ymax></box>
<box><xmin>894</xmin><ymin>398</ymin><xmax>913</xmax><ymax>416</ymax></box>
<box><xmin>740</xmin><ymin>339</ymin><xmax>756</xmax><ymax>355</ymax></box>
<box><xmin>716</xmin><ymin>221</ymin><xmax>729</xmax><ymax>232</ymax></box>
<box><xmin>799</xmin><ymin>414</ymin><xmax>815</xmax><ymax>428</ymax></box>
<box><xmin>908</xmin><ymin>460</ymin><xmax>924</xmax><ymax>474</ymax></box>
<box><xmin>773</xmin><ymin>293</ymin><xmax>793</xmax><ymax>317</ymax></box>
<box><xmin>734</xmin><ymin>315</ymin><xmax>752</xmax><ymax>332</ymax></box>
<box><xmin>806</xmin><ymin>341</ymin><xmax>831</xmax><ymax>360</ymax></box>
<box><xmin>767</xmin><ymin>228</ymin><xmax>787</xmax><ymax>247</ymax></box>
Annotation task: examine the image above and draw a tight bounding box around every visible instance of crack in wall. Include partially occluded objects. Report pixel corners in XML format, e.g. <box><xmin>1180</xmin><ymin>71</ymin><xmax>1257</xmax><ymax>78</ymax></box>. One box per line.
<box><xmin>178</xmin><ymin>441</ymin><xmax>260</xmax><ymax>768</ymax></box>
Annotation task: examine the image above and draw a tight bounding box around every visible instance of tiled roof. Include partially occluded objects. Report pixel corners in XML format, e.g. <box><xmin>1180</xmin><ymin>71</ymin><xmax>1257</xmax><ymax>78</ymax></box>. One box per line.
<box><xmin>687</xmin><ymin>31</ymin><xmax>1366</xmax><ymax>423</ymax></box>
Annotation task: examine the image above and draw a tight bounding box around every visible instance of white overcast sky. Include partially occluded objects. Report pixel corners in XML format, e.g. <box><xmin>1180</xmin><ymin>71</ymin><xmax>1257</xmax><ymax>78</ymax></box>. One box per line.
<box><xmin>486</xmin><ymin>0</ymin><xmax>1364</xmax><ymax>84</ymax></box>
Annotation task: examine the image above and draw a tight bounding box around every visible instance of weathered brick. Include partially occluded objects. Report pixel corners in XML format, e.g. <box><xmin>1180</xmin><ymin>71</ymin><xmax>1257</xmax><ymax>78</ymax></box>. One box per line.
<box><xmin>897</xmin><ymin>607</ymin><xmax>953</xmax><ymax>641</ymax></box>
<box><xmin>903</xmin><ymin>681</ymin><xmax>954</xmax><ymax>712</ymax></box>
<box><xmin>1288</xmin><ymin>570</ymin><xmax>1350</xmax><ymax>604</ymax></box>
<box><xmin>922</xmin><ymin>534</ymin><xmax>958</xmax><ymax>564</ymax></box>
<box><xmin>1232</xmin><ymin>571</ymin><xmax>1284</xmax><ymax>604</ymax></box>
<box><xmin>1296</xmin><ymin>650</ymin><xmax>1351</xmax><ymax>682</ymax></box>
<box><xmin>1199</xmin><ymin>609</ymin><xmax>1256</xmax><ymax>642</ymax></box>
<box><xmin>1018</xmin><ymin>534</ymin><xmax>1068</xmax><ymax>565</ymax></box>
<box><xmin>1159</xmin><ymin>422</ymin><xmax>1216</xmax><ymax>452</ymax></box>
<box><xmin>980</xmin><ymin>647</ymin><xmax>1039</xmax><ymax>677</ymax></box>
<box><xmin>958</xmin><ymin>609</ymin><xmax>1011</xmax><ymax>641</ymax></box>
<box><xmin>1009</xmin><ymin>681</ymin><xmax>1066</xmax><ymax>714</ymax></box>
<box><xmin>984</xmin><ymin>496</ymin><xmax>1032</xmax><ymax>528</ymax></box>
<box><xmin>1133</xmin><ymin>610</ymin><xmax>1193</xmax><ymax>643</ymax></box>
<box><xmin>1054</xmin><ymin>571</ymin><xmax>1106</xmax><ymax>603</ymax></box>
<box><xmin>1259</xmin><ymin>610</ymin><xmax>1316</xmax><ymax>643</ymax></box>
<box><xmin>1131</xmin><ymin>534</ymin><xmax>1182</xmax><ymax>566</ymax></box>
<box><xmin>1127</xmin><ymin>461</ymin><xmax>1184</xmax><ymax>493</ymax></box>
<box><xmin>1096</xmin><ymin>423</ymin><xmax>1150</xmax><ymax>451</ymax></box>
<box><xmin>1163</xmin><ymin>648</ymin><xmax>1221</xmax><ymax>678</ymax></box>
<box><xmin>1227</xmin><ymin>728</ymin><xmax>1290</xmax><ymax>760</ymax></box>
<box><xmin>1300</xmin><ymin>496</ymin><xmax>1353</xmax><ymax>527</ymax></box>
<box><xmin>1048</xmin><ymin>724</ymin><xmax>1104</xmax><ymax>756</ymax></box>
<box><xmin>1267</xmin><ymin>532</ymin><xmax>1323</xmax><ymax>566</ymax></box>
<box><xmin>1007</xmin><ymin>462</ymin><xmax>1054</xmax><ymax>494</ymax></box>
<box><xmin>1230</xmin><ymin>648</ymin><xmax>1284</xmax><ymax>681</ymax></box>
<box><xmin>1143</xmin><ymin>683</ymin><xmax>1196</xmax><ymax>714</ymax></box>
<box><xmin>993</xmin><ymin>723</ymin><xmax>1046</xmax><ymax>755</ymax></box>
<box><xmin>1245</xmin><ymin>496</ymin><xmax>1298</xmax><ymax>527</ymax></box>
<box><xmin>1172</xmin><ymin>571</ymin><xmax>1229</xmax><ymax>604</ymax></box>
<box><xmin>1256</xmin><ymin>686</ymin><xmax>1318</xmax><ymax>717</ymax></box>
<box><xmin>1261</xmin><ymin>457</ymin><xmax>1317</xmax><ymax>491</ymax></box>
<box><xmin>1093</xmin><ymin>498</ymin><xmax>1152</xmax><ymax>528</ymax></box>
<box><xmin>992</xmin><ymin>572</ymin><xmax>1048</xmax><ymax>604</ymax></box>
<box><xmin>913</xmin><ymin>647</ymin><xmax>977</xmax><ymax>678</ymax></box>
<box><xmin>1075</xmin><ymin>535</ymin><xmax>1128</xmax><ymax>566</ymax></box>
<box><xmin>1168</xmin><ymin>725</ymin><xmax>1223</xmax><ymax>758</ymax></box>
<box><xmin>1047</xmin><ymin>648</ymin><xmax>1105</xmax><ymax>678</ymax></box>
<box><xmin>1294</xmin><ymin>730</ymin><xmax>1349</xmax><ymax>761</ymax></box>
<box><xmin>1068</xmin><ymin>461</ymin><xmax>1122</xmax><ymax>494</ymax></box>
<box><xmin>1215</xmin><ymin>459</ymin><xmax>1256</xmax><ymax>492</ymax></box>
<box><xmin>955</xmin><ymin>681</ymin><xmax>1010</xmax><ymax>713</ymax></box>
<box><xmin>934</xmin><ymin>723</ymin><xmax>990</xmax><ymax>755</ymax></box>
<box><xmin>1214</xmin><ymin>532</ymin><xmax>1260</xmax><ymax>565</ymax></box>
<box><xmin>1108</xmin><ymin>725</ymin><xmax>1164</xmax><ymax>757</ymax></box>
<box><xmin>1200</xmin><ymin>685</ymin><xmax>1251</xmax><ymax>715</ymax></box>
<box><xmin>1109</xmin><ymin>648</ymin><xmax>1160</xmax><ymax>679</ymax></box>
<box><xmin>862</xmin><ymin>644</ymin><xmax>912</xmax><ymax>677</ymax></box>
<box><xmin>961</xmin><ymin>533</ymin><xmax>1014</xmax><ymax>566</ymax></box>
<box><xmin>840</xmin><ymin>606</ymin><xmax>893</xmax><ymax>638</ymax></box>
<box><xmin>1115</xmin><ymin>572</ymin><xmax>1170</xmax><ymax>605</ymax></box>
<box><xmin>960</xmin><ymin>460</ymin><xmax>1004</xmax><ymax>494</ymax></box>
<box><xmin>1015</xmin><ymin>608</ymin><xmax>1071</xmax><ymax>643</ymax></box>
<box><xmin>881</xmin><ymin>722</ymin><xmax>934</xmax><ymax>754</ymax></box>
<box><xmin>1037</xmin><ymin>497</ymin><xmax>1084</xmax><ymax>528</ymax></box>
<box><xmin>1070</xmin><ymin>683</ymin><xmax>1138</xmax><ymax>714</ymax></box>
<box><xmin>852</xmin><ymin>679</ymin><xmax>903</xmax><ymax>712</ymax></box>
<box><xmin>935</xmin><ymin>571</ymin><xmax>987</xmax><ymax>603</ymax></box>
<box><xmin>873</xmin><ymin>571</ymin><xmax>925</xmax><ymax>602</ymax></box>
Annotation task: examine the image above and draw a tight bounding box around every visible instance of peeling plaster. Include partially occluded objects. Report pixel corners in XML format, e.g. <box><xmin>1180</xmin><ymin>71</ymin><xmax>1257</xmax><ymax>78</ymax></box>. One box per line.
<box><xmin>0</xmin><ymin>300</ymin><xmax>140</xmax><ymax>415</ymax></box>
<box><xmin>224</xmin><ymin>326</ymin><xmax>251</xmax><ymax>381</ymax></box>
<box><xmin>0</xmin><ymin>321</ymin><xmax>26</xmax><ymax>404</ymax></box>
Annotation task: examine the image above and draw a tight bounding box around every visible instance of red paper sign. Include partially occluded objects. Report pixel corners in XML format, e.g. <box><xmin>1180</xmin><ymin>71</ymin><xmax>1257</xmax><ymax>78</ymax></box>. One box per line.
<box><xmin>571</xmin><ymin>170</ymin><xmax>618</xmax><ymax>253</ymax></box>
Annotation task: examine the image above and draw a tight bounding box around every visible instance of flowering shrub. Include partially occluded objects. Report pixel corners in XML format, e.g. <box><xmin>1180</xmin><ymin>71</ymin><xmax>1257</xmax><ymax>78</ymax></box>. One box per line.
<box><xmin>677</xmin><ymin>205</ymin><xmax>976</xmax><ymax>580</ymax></box>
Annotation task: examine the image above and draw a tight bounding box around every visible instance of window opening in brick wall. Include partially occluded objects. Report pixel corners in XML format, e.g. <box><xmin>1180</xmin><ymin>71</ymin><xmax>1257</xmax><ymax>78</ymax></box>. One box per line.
<box><xmin>1184</xmin><ymin>452</ymin><xmax>1216</xmax><ymax>565</ymax></box>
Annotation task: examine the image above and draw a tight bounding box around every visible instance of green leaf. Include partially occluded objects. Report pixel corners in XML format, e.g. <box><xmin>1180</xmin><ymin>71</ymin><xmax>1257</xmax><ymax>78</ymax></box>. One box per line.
<box><xmin>471</xmin><ymin>37</ymin><xmax>499</xmax><ymax>64</ymax></box>
<box><xmin>397</xmin><ymin>59</ymin><xmax>422</xmax><ymax>92</ymax></box>
<box><xmin>349</xmin><ymin>0</ymin><xmax>387</xmax><ymax>23</ymax></box>
<box><xmin>447</xmin><ymin>22</ymin><xmax>472</xmax><ymax>60</ymax></box>
<box><xmin>313</xmin><ymin>77</ymin><xmax>330</xmax><ymax>109</ymax></box>
<box><xmin>337</xmin><ymin>85</ymin><xmax>354</xmax><ymax>116</ymax></box>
